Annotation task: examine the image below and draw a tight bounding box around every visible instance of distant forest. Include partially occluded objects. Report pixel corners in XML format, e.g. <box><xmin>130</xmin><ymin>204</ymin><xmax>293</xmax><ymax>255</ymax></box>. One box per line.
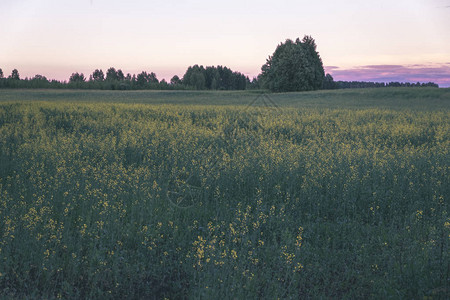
<box><xmin>0</xmin><ymin>65</ymin><xmax>439</xmax><ymax>90</ymax></box>
<box><xmin>0</xmin><ymin>65</ymin><xmax>250</xmax><ymax>91</ymax></box>
<box><xmin>0</xmin><ymin>35</ymin><xmax>440</xmax><ymax>91</ymax></box>
<box><xmin>0</xmin><ymin>66</ymin><xmax>439</xmax><ymax>91</ymax></box>
<box><xmin>322</xmin><ymin>73</ymin><xmax>439</xmax><ymax>89</ymax></box>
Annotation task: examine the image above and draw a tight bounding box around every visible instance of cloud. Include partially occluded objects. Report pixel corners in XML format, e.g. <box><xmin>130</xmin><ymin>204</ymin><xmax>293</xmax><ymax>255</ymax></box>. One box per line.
<box><xmin>325</xmin><ymin>63</ymin><xmax>450</xmax><ymax>87</ymax></box>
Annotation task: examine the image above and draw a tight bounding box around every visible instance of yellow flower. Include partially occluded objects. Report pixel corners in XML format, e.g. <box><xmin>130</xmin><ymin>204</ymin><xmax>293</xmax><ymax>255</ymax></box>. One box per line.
<box><xmin>295</xmin><ymin>227</ymin><xmax>303</xmax><ymax>249</ymax></box>
<box><xmin>293</xmin><ymin>262</ymin><xmax>303</xmax><ymax>272</ymax></box>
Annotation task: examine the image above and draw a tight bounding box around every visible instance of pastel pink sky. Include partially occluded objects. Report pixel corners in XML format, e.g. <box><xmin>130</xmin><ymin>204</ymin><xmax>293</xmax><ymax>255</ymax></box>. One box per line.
<box><xmin>1</xmin><ymin>0</ymin><xmax>449</xmax><ymax>86</ymax></box>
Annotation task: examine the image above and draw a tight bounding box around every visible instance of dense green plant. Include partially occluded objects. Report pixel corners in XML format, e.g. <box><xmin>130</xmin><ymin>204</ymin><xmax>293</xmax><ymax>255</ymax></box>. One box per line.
<box><xmin>182</xmin><ymin>65</ymin><xmax>248</xmax><ymax>90</ymax></box>
<box><xmin>260</xmin><ymin>36</ymin><xmax>325</xmax><ymax>92</ymax></box>
<box><xmin>0</xmin><ymin>90</ymin><xmax>448</xmax><ymax>298</ymax></box>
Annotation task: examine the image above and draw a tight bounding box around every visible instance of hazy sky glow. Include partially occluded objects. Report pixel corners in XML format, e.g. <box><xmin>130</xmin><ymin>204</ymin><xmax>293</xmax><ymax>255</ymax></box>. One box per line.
<box><xmin>1</xmin><ymin>0</ymin><xmax>449</xmax><ymax>86</ymax></box>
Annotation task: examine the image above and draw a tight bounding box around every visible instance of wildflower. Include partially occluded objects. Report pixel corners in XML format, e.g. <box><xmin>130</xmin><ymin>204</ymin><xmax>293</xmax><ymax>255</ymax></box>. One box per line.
<box><xmin>416</xmin><ymin>210</ymin><xmax>423</xmax><ymax>219</ymax></box>
<box><xmin>293</xmin><ymin>262</ymin><xmax>303</xmax><ymax>272</ymax></box>
<box><xmin>295</xmin><ymin>227</ymin><xmax>303</xmax><ymax>249</ymax></box>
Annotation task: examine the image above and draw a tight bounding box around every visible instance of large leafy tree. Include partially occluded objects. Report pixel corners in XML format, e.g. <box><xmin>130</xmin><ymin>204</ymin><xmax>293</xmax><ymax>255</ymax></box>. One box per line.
<box><xmin>0</xmin><ymin>68</ymin><xmax>3</xmax><ymax>79</ymax></box>
<box><xmin>136</xmin><ymin>71</ymin><xmax>159</xmax><ymax>87</ymax></box>
<box><xmin>182</xmin><ymin>65</ymin><xmax>206</xmax><ymax>90</ymax></box>
<box><xmin>170</xmin><ymin>75</ymin><xmax>182</xmax><ymax>85</ymax></box>
<box><xmin>9</xmin><ymin>69</ymin><xmax>20</xmax><ymax>80</ymax></box>
<box><xmin>260</xmin><ymin>36</ymin><xmax>325</xmax><ymax>92</ymax></box>
<box><xmin>69</xmin><ymin>72</ymin><xmax>85</xmax><ymax>83</ymax></box>
<box><xmin>92</xmin><ymin>69</ymin><xmax>105</xmax><ymax>81</ymax></box>
<box><xmin>117</xmin><ymin>69</ymin><xmax>125</xmax><ymax>81</ymax></box>
<box><xmin>106</xmin><ymin>67</ymin><xmax>118</xmax><ymax>81</ymax></box>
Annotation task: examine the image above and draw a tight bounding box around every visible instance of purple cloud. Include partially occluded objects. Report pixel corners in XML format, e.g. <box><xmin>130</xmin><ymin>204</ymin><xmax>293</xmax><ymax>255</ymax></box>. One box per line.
<box><xmin>325</xmin><ymin>64</ymin><xmax>450</xmax><ymax>87</ymax></box>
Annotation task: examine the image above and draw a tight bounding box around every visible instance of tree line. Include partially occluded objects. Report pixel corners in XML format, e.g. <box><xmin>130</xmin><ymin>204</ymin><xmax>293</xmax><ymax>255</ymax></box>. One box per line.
<box><xmin>0</xmin><ymin>66</ymin><xmax>253</xmax><ymax>90</ymax></box>
<box><xmin>0</xmin><ymin>36</ymin><xmax>439</xmax><ymax>91</ymax></box>
<box><xmin>322</xmin><ymin>74</ymin><xmax>439</xmax><ymax>89</ymax></box>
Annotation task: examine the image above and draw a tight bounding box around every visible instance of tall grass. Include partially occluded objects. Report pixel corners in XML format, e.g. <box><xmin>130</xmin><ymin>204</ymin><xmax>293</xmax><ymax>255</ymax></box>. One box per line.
<box><xmin>0</xmin><ymin>89</ymin><xmax>449</xmax><ymax>298</ymax></box>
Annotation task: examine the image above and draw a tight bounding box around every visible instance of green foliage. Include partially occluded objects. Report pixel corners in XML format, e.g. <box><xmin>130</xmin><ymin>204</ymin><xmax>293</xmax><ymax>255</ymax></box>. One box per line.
<box><xmin>260</xmin><ymin>36</ymin><xmax>325</xmax><ymax>92</ymax></box>
<box><xmin>68</xmin><ymin>73</ymin><xmax>87</xmax><ymax>90</ymax></box>
<box><xmin>0</xmin><ymin>66</ymin><xmax>440</xmax><ymax>91</ymax></box>
<box><xmin>136</xmin><ymin>71</ymin><xmax>159</xmax><ymax>88</ymax></box>
<box><xmin>117</xmin><ymin>69</ymin><xmax>125</xmax><ymax>81</ymax></box>
<box><xmin>0</xmin><ymin>88</ymin><xmax>448</xmax><ymax>109</ymax></box>
<box><xmin>322</xmin><ymin>73</ymin><xmax>336</xmax><ymax>89</ymax></box>
<box><xmin>183</xmin><ymin>65</ymin><xmax>206</xmax><ymax>89</ymax></box>
<box><xmin>182</xmin><ymin>65</ymin><xmax>248</xmax><ymax>90</ymax></box>
<box><xmin>69</xmin><ymin>72</ymin><xmax>86</xmax><ymax>83</ymax></box>
<box><xmin>170</xmin><ymin>75</ymin><xmax>182</xmax><ymax>86</ymax></box>
<box><xmin>91</xmin><ymin>69</ymin><xmax>105</xmax><ymax>82</ymax></box>
<box><xmin>0</xmin><ymin>89</ymin><xmax>448</xmax><ymax>298</ymax></box>
<box><xmin>106</xmin><ymin>67</ymin><xmax>119</xmax><ymax>81</ymax></box>
<box><xmin>9</xmin><ymin>69</ymin><xmax>20</xmax><ymax>80</ymax></box>
<box><xmin>335</xmin><ymin>81</ymin><xmax>440</xmax><ymax>89</ymax></box>
<box><xmin>102</xmin><ymin>68</ymin><xmax>127</xmax><ymax>90</ymax></box>
<box><xmin>106</xmin><ymin>67</ymin><xmax>116</xmax><ymax>81</ymax></box>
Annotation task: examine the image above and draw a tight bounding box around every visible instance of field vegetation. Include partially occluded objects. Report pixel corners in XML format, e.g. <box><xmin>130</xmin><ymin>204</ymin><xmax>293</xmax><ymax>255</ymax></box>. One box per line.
<box><xmin>0</xmin><ymin>88</ymin><xmax>449</xmax><ymax>298</ymax></box>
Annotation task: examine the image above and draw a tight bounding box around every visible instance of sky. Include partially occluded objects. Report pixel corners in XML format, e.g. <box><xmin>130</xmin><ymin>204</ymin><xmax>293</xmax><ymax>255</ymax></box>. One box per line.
<box><xmin>1</xmin><ymin>0</ymin><xmax>449</xmax><ymax>86</ymax></box>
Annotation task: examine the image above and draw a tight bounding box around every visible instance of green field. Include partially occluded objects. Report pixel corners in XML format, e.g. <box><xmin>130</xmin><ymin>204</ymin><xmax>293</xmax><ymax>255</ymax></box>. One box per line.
<box><xmin>0</xmin><ymin>88</ymin><xmax>449</xmax><ymax>299</ymax></box>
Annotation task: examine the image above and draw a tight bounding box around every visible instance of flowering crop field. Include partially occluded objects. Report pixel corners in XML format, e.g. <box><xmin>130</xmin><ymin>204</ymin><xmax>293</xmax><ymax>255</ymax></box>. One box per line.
<box><xmin>0</xmin><ymin>89</ymin><xmax>449</xmax><ymax>298</ymax></box>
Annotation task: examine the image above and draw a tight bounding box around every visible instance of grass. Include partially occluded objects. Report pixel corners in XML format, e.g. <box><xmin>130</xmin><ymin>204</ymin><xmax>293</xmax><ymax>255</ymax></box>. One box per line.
<box><xmin>0</xmin><ymin>88</ymin><xmax>449</xmax><ymax>299</ymax></box>
<box><xmin>1</xmin><ymin>87</ymin><xmax>449</xmax><ymax>109</ymax></box>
